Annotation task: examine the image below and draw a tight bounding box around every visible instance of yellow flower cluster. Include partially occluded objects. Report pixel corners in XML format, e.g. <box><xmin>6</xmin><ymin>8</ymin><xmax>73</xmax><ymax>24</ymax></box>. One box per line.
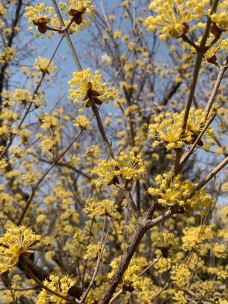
<box><xmin>148</xmin><ymin>171</ymin><xmax>212</xmax><ymax>210</ymax></box>
<box><xmin>211</xmin><ymin>0</ymin><xmax>228</xmax><ymax>31</ymax></box>
<box><xmin>148</xmin><ymin>108</ymin><xmax>213</xmax><ymax>150</ymax></box>
<box><xmin>74</xmin><ymin>115</ymin><xmax>91</xmax><ymax>129</ymax></box>
<box><xmin>36</xmin><ymin>274</ymin><xmax>75</xmax><ymax>304</ymax></box>
<box><xmin>108</xmin><ymin>257</ymin><xmax>158</xmax><ymax>303</ymax></box>
<box><xmin>57</xmin><ymin>0</ymin><xmax>95</xmax><ymax>33</ymax></box>
<box><xmin>0</xmin><ymin>4</ymin><xmax>7</xmax><ymax>18</ymax></box>
<box><xmin>24</xmin><ymin>3</ymin><xmax>54</xmax><ymax>35</ymax></box>
<box><xmin>0</xmin><ymin>47</ymin><xmax>15</xmax><ymax>64</ymax></box>
<box><xmin>84</xmin><ymin>199</ymin><xmax>117</xmax><ymax>218</ymax></box>
<box><xmin>25</xmin><ymin>1</ymin><xmax>94</xmax><ymax>36</ymax></box>
<box><xmin>152</xmin><ymin>232</ymin><xmax>177</xmax><ymax>257</ymax></box>
<box><xmin>69</xmin><ymin>68</ymin><xmax>117</xmax><ymax>107</ymax></box>
<box><xmin>92</xmin><ymin>151</ymin><xmax>145</xmax><ymax>186</ymax></box>
<box><xmin>182</xmin><ymin>225</ymin><xmax>213</xmax><ymax>251</ymax></box>
<box><xmin>145</xmin><ymin>0</ymin><xmax>197</xmax><ymax>40</ymax></box>
<box><xmin>171</xmin><ymin>264</ymin><xmax>191</xmax><ymax>288</ymax></box>
<box><xmin>40</xmin><ymin>114</ymin><xmax>58</xmax><ymax>130</ymax></box>
<box><xmin>173</xmin><ymin>291</ymin><xmax>187</xmax><ymax>304</ymax></box>
<box><xmin>33</xmin><ymin>56</ymin><xmax>55</xmax><ymax>74</ymax></box>
<box><xmin>0</xmin><ymin>226</ymin><xmax>41</xmax><ymax>275</ymax></box>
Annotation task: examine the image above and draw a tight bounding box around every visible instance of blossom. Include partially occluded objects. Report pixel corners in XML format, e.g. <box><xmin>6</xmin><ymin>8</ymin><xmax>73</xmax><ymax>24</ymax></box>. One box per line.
<box><xmin>84</xmin><ymin>199</ymin><xmax>117</xmax><ymax>218</ymax></box>
<box><xmin>74</xmin><ymin>115</ymin><xmax>90</xmax><ymax>129</ymax></box>
<box><xmin>24</xmin><ymin>3</ymin><xmax>54</xmax><ymax>34</ymax></box>
<box><xmin>0</xmin><ymin>47</ymin><xmax>15</xmax><ymax>64</ymax></box>
<box><xmin>33</xmin><ymin>56</ymin><xmax>55</xmax><ymax>74</ymax></box>
<box><xmin>145</xmin><ymin>0</ymin><xmax>192</xmax><ymax>40</ymax></box>
<box><xmin>171</xmin><ymin>264</ymin><xmax>191</xmax><ymax>288</ymax></box>
<box><xmin>0</xmin><ymin>226</ymin><xmax>41</xmax><ymax>275</ymax></box>
<box><xmin>148</xmin><ymin>171</ymin><xmax>212</xmax><ymax>211</ymax></box>
<box><xmin>173</xmin><ymin>291</ymin><xmax>187</xmax><ymax>304</ymax></box>
<box><xmin>36</xmin><ymin>274</ymin><xmax>75</xmax><ymax>304</ymax></box>
<box><xmin>40</xmin><ymin>114</ymin><xmax>58</xmax><ymax>130</ymax></box>
<box><xmin>92</xmin><ymin>151</ymin><xmax>145</xmax><ymax>186</ymax></box>
<box><xmin>69</xmin><ymin>68</ymin><xmax>118</xmax><ymax>107</ymax></box>
<box><xmin>145</xmin><ymin>0</ymin><xmax>210</xmax><ymax>40</ymax></box>
<box><xmin>148</xmin><ymin>108</ymin><xmax>214</xmax><ymax>150</ymax></box>
<box><xmin>211</xmin><ymin>0</ymin><xmax>228</xmax><ymax>31</ymax></box>
<box><xmin>57</xmin><ymin>0</ymin><xmax>95</xmax><ymax>33</ymax></box>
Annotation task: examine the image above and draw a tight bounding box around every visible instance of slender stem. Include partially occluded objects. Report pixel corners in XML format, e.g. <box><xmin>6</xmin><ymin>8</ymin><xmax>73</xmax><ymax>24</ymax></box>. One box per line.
<box><xmin>109</xmin><ymin>287</ymin><xmax>124</xmax><ymax>304</ymax></box>
<box><xmin>80</xmin><ymin>219</ymin><xmax>110</xmax><ymax>303</ymax></box>
<box><xmin>189</xmin><ymin>156</ymin><xmax>228</xmax><ymax>199</ymax></box>
<box><xmin>98</xmin><ymin>209</ymin><xmax>173</xmax><ymax>304</ymax></box>
<box><xmin>21</xmin><ymin>256</ymin><xmax>78</xmax><ymax>303</ymax></box>
<box><xmin>0</xmin><ymin>36</ymin><xmax>64</xmax><ymax>160</ymax></box>
<box><xmin>17</xmin><ymin>129</ymin><xmax>83</xmax><ymax>225</ymax></box>
<box><xmin>205</xmin><ymin>60</ymin><xmax>228</xmax><ymax>120</ymax></box>
<box><xmin>179</xmin><ymin>113</ymin><xmax>216</xmax><ymax>169</ymax></box>
<box><xmin>51</xmin><ymin>0</ymin><xmax>82</xmax><ymax>71</ymax></box>
<box><xmin>182</xmin><ymin>0</ymin><xmax>219</xmax><ymax>135</ymax></box>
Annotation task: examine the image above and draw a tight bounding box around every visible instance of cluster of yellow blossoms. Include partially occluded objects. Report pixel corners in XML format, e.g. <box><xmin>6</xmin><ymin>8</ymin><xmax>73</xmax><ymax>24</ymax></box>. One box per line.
<box><xmin>58</xmin><ymin>0</ymin><xmax>95</xmax><ymax>33</ymax></box>
<box><xmin>211</xmin><ymin>0</ymin><xmax>228</xmax><ymax>31</ymax></box>
<box><xmin>92</xmin><ymin>151</ymin><xmax>145</xmax><ymax>186</ymax></box>
<box><xmin>74</xmin><ymin>115</ymin><xmax>91</xmax><ymax>129</ymax></box>
<box><xmin>148</xmin><ymin>108</ymin><xmax>213</xmax><ymax>150</ymax></box>
<box><xmin>108</xmin><ymin>257</ymin><xmax>158</xmax><ymax>303</ymax></box>
<box><xmin>33</xmin><ymin>56</ymin><xmax>56</xmax><ymax>74</ymax></box>
<box><xmin>171</xmin><ymin>264</ymin><xmax>191</xmax><ymax>288</ymax></box>
<box><xmin>84</xmin><ymin>199</ymin><xmax>117</xmax><ymax>218</ymax></box>
<box><xmin>24</xmin><ymin>3</ymin><xmax>54</xmax><ymax>35</ymax></box>
<box><xmin>145</xmin><ymin>0</ymin><xmax>228</xmax><ymax>41</ymax></box>
<box><xmin>24</xmin><ymin>1</ymin><xmax>94</xmax><ymax>36</ymax></box>
<box><xmin>148</xmin><ymin>171</ymin><xmax>212</xmax><ymax>211</ymax></box>
<box><xmin>36</xmin><ymin>274</ymin><xmax>75</xmax><ymax>304</ymax></box>
<box><xmin>69</xmin><ymin>68</ymin><xmax>118</xmax><ymax>107</ymax></box>
<box><xmin>0</xmin><ymin>226</ymin><xmax>41</xmax><ymax>275</ymax></box>
<box><xmin>0</xmin><ymin>46</ymin><xmax>15</xmax><ymax>65</ymax></box>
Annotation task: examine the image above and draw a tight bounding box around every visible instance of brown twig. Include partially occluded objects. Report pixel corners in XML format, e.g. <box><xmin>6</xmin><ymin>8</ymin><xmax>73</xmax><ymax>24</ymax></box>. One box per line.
<box><xmin>17</xmin><ymin>129</ymin><xmax>83</xmax><ymax>225</ymax></box>
<box><xmin>20</xmin><ymin>256</ymin><xmax>79</xmax><ymax>304</ymax></box>
<box><xmin>0</xmin><ymin>36</ymin><xmax>64</xmax><ymax>160</ymax></box>
<box><xmin>179</xmin><ymin>113</ymin><xmax>216</xmax><ymax>169</ymax></box>
<box><xmin>80</xmin><ymin>219</ymin><xmax>110</xmax><ymax>303</ymax></box>
<box><xmin>188</xmin><ymin>156</ymin><xmax>228</xmax><ymax>199</ymax></box>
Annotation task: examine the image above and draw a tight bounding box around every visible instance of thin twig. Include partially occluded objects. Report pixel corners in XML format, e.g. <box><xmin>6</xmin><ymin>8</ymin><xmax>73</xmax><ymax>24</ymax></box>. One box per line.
<box><xmin>21</xmin><ymin>256</ymin><xmax>79</xmax><ymax>304</ymax></box>
<box><xmin>0</xmin><ymin>36</ymin><xmax>64</xmax><ymax>160</ymax></box>
<box><xmin>17</xmin><ymin>129</ymin><xmax>83</xmax><ymax>225</ymax></box>
<box><xmin>51</xmin><ymin>0</ymin><xmax>82</xmax><ymax>71</ymax></box>
<box><xmin>80</xmin><ymin>219</ymin><xmax>110</xmax><ymax>303</ymax></box>
<box><xmin>205</xmin><ymin>58</ymin><xmax>228</xmax><ymax>120</ymax></box>
<box><xmin>179</xmin><ymin>113</ymin><xmax>216</xmax><ymax>168</ymax></box>
<box><xmin>109</xmin><ymin>286</ymin><xmax>124</xmax><ymax>304</ymax></box>
<box><xmin>189</xmin><ymin>156</ymin><xmax>228</xmax><ymax>199</ymax></box>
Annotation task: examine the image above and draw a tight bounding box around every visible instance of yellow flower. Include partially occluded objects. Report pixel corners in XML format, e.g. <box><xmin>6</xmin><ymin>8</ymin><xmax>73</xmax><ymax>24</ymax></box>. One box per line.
<box><xmin>173</xmin><ymin>291</ymin><xmax>187</xmax><ymax>304</ymax></box>
<box><xmin>40</xmin><ymin>114</ymin><xmax>58</xmax><ymax>130</ymax></box>
<box><xmin>0</xmin><ymin>226</ymin><xmax>41</xmax><ymax>275</ymax></box>
<box><xmin>33</xmin><ymin>56</ymin><xmax>55</xmax><ymax>74</ymax></box>
<box><xmin>84</xmin><ymin>199</ymin><xmax>117</xmax><ymax>218</ymax></box>
<box><xmin>145</xmin><ymin>0</ymin><xmax>192</xmax><ymax>40</ymax></box>
<box><xmin>0</xmin><ymin>47</ymin><xmax>15</xmax><ymax>65</ymax></box>
<box><xmin>211</xmin><ymin>0</ymin><xmax>228</xmax><ymax>31</ymax></box>
<box><xmin>92</xmin><ymin>151</ymin><xmax>145</xmax><ymax>186</ymax></box>
<box><xmin>24</xmin><ymin>3</ymin><xmax>54</xmax><ymax>34</ymax></box>
<box><xmin>55</xmin><ymin>0</ymin><xmax>95</xmax><ymax>33</ymax></box>
<box><xmin>74</xmin><ymin>115</ymin><xmax>90</xmax><ymax>129</ymax></box>
<box><xmin>69</xmin><ymin>68</ymin><xmax>118</xmax><ymax>107</ymax></box>
<box><xmin>148</xmin><ymin>108</ymin><xmax>213</xmax><ymax>150</ymax></box>
<box><xmin>171</xmin><ymin>264</ymin><xmax>191</xmax><ymax>288</ymax></box>
<box><xmin>148</xmin><ymin>171</ymin><xmax>212</xmax><ymax>211</ymax></box>
<box><xmin>36</xmin><ymin>274</ymin><xmax>75</xmax><ymax>304</ymax></box>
